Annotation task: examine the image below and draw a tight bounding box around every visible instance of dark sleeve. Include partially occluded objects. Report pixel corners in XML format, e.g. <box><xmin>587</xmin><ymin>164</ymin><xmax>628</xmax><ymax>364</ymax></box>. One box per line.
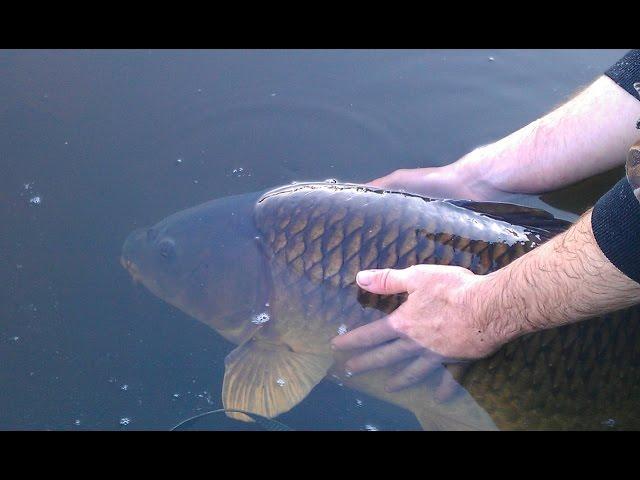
<box><xmin>605</xmin><ymin>49</ymin><xmax>640</xmax><ymax>101</ymax></box>
<box><xmin>592</xmin><ymin>177</ymin><xmax>640</xmax><ymax>283</ymax></box>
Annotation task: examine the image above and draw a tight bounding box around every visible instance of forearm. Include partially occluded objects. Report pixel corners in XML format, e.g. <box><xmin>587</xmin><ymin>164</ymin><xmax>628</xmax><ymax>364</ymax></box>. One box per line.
<box><xmin>453</xmin><ymin>76</ymin><xmax>640</xmax><ymax>195</ymax></box>
<box><xmin>479</xmin><ymin>208</ymin><xmax>640</xmax><ymax>344</ymax></box>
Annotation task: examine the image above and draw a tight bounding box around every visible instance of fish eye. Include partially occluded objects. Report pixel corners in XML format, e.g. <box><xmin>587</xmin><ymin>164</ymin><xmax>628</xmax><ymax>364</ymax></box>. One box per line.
<box><xmin>158</xmin><ymin>238</ymin><xmax>176</xmax><ymax>260</ymax></box>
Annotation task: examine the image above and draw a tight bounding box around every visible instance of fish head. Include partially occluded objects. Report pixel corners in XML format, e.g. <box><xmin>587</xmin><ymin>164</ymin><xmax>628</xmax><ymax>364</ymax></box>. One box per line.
<box><xmin>121</xmin><ymin>192</ymin><xmax>267</xmax><ymax>338</ymax></box>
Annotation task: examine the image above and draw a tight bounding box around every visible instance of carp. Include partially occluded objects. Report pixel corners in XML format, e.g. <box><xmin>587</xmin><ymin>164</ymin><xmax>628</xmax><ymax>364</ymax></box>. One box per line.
<box><xmin>121</xmin><ymin>182</ymin><xmax>640</xmax><ymax>430</ymax></box>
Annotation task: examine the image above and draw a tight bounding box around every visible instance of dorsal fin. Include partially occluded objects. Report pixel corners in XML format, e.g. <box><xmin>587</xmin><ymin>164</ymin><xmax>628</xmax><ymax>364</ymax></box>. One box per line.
<box><xmin>447</xmin><ymin>199</ymin><xmax>572</xmax><ymax>241</ymax></box>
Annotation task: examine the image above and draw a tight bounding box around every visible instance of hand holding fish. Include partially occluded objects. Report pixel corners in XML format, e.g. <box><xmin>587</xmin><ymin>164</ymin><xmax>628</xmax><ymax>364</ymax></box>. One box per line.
<box><xmin>331</xmin><ymin>264</ymin><xmax>502</xmax><ymax>397</ymax></box>
<box><xmin>339</xmin><ymin>74</ymin><xmax>640</xmax><ymax>400</ymax></box>
<box><xmin>333</xmin><ymin>209</ymin><xmax>640</xmax><ymax>398</ymax></box>
<box><xmin>367</xmin><ymin>161</ymin><xmax>512</xmax><ymax>202</ymax></box>
<box><xmin>123</xmin><ymin>55</ymin><xmax>640</xmax><ymax>429</ymax></box>
<box><xmin>370</xmin><ymin>76</ymin><xmax>640</xmax><ymax>201</ymax></box>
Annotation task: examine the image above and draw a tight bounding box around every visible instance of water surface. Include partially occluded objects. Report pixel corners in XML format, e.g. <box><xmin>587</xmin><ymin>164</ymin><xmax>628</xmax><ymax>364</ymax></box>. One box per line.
<box><xmin>0</xmin><ymin>49</ymin><xmax>628</xmax><ymax>430</ymax></box>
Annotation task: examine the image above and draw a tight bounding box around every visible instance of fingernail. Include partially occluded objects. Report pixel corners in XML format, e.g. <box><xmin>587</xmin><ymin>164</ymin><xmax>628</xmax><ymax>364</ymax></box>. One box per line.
<box><xmin>356</xmin><ymin>270</ymin><xmax>375</xmax><ymax>286</ymax></box>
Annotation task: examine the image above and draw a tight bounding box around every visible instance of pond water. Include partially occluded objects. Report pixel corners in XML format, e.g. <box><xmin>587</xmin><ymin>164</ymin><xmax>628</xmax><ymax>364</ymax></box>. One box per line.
<box><xmin>1</xmin><ymin>49</ymin><xmax>630</xmax><ymax>430</ymax></box>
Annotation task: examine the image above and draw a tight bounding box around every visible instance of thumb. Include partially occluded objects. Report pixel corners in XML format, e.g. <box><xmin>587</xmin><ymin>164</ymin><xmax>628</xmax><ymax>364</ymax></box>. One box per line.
<box><xmin>356</xmin><ymin>268</ymin><xmax>411</xmax><ymax>295</ymax></box>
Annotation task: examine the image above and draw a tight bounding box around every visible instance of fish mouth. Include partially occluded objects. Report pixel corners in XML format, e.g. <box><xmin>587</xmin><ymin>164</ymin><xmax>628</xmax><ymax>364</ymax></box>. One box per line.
<box><xmin>120</xmin><ymin>255</ymin><xmax>143</xmax><ymax>285</ymax></box>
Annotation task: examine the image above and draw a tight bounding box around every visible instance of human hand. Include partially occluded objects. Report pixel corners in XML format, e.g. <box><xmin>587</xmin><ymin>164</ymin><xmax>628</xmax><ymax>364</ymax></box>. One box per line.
<box><xmin>373</xmin><ymin>78</ymin><xmax>640</xmax><ymax>200</ymax></box>
<box><xmin>331</xmin><ymin>265</ymin><xmax>508</xmax><ymax>396</ymax></box>
<box><xmin>368</xmin><ymin>147</ymin><xmax>517</xmax><ymax>202</ymax></box>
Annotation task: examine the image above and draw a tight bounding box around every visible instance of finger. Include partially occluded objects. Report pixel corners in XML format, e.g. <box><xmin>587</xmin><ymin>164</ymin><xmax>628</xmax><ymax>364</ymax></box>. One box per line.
<box><xmin>331</xmin><ymin>316</ymin><xmax>399</xmax><ymax>351</ymax></box>
<box><xmin>385</xmin><ymin>355</ymin><xmax>441</xmax><ymax>392</ymax></box>
<box><xmin>365</xmin><ymin>173</ymin><xmax>395</xmax><ymax>188</ymax></box>
<box><xmin>356</xmin><ymin>268</ymin><xmax>412</xmax><ymax>295</ymax></box>
<box><xmin>365</xmin><ymin>179</ymin><xmax>386</xmax><ymax>188</ymax></box>
<box><xmin>344</xmin><ymin>338</ymin><xmax>422</xmax><ymax>374</ymax></box>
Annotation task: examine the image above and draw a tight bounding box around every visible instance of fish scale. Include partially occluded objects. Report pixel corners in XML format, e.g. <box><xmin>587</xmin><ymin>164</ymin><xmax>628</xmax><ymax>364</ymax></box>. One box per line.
<box><xmin>254</xmin><ymin>183</ymin><xmax>640</xmax><ymax>430</ymax></box>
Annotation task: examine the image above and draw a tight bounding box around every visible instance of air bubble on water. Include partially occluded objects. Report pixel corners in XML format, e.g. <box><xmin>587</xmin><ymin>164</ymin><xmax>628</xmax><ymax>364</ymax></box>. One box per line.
<box><xmin>276</xmin><ymin>378</ymin><xmax>286</xmax><ymax>387</ymax></box>
<box><xmin>64</xmin><ymin>141</ymin><xmax>69</xmax><ymax>145</ymax></box>
<box><xmin>232</xmin><ymin>167</ymin><xmax>249</xmax><ymax>178</ymax></box>
<box><xmin>176</xmin><ymin>158</ymin><xmax>183</xmax><ymax>164</ymax></box>
<box><xmin>29</xmin><ymin>196</ymin><xmax>41</xmax><ymax>206</ymax></box>
<box><xmin>74</xmin><ymin>419</ymin><xmax>81</xmax><ymax>426</ymax></box>
<box><xmin>364</xmin><ymin>424</ymin><xmax>379</xmax><ymax>431</ymax></box>
<box><xmin>119</xmin><ymin>417</ymin><xmax>131</xmax><ymax>426</ymax></box>
<box><xmin>252</xmin><ymin>312</ymin><xmax>270</xmax><ymax>324</ymax></box>
<box><xmin>173</xmin><ymin>393</ymin><xmax>181</xmax><ymax>398</ymax></box>
<box><xmin>24</xmin><ymin>182</ymin><xmax>33</xmax><ymax>191</ymax></box>
<box><xmin>355</xmin><ymin>399</ymin><xmax>363</xmax><ymax>407</ymax></box>
<box><xmin>265</xmin><ymin>302</ymin><xmax>270</xmax><ymax>307</ymax></box>
<box><xmin>11</xmin><ymin>336</ymin><xmax>19</xmax><ymax>342</ymax></box>
<box><xmin>330</xmin><ymin>373</ymin><xmax>345</xmax><ymax>387</ymax></box>
<box><xmin>488</xmin><ymin>56</ymin><xmax>495</xmax><ymax>62</ymax></box>
<box><xmin>325</xmin><ymin>178</ymin><xmax>338</xmax><ymax>184</ymax></box>
<box><xmin>270</xmin><ymin>93</ymin><xmax>277</xmax><ymax>97</ymax></box>
<box><xmin>337</xmin><ymin>324</ymin><xmax>348</xmax><ymax>335</ymax></box>
<box><xmin>193</xmin><ymin>179</ymin><xmax>199</xmax><ymax>184</ymax></box>
<box><xmin>120</xmin><ymin>384</ymin><xmax>128</xmax><ymax>391</ymax></box>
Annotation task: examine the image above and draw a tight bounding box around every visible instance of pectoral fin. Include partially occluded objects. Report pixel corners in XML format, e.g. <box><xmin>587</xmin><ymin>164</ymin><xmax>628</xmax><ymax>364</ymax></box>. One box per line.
<box><xmin>222</xmin><ymin>339</ymin><xmax>333</xmax><ymax>421</ymax></box>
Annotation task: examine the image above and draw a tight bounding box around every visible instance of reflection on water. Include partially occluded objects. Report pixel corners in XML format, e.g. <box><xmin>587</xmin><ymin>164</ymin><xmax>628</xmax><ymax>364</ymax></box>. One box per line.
<box><xmin>1</xmin><ymin>49</ymin><xmax>632</xmax><ymax>430</ymax></box>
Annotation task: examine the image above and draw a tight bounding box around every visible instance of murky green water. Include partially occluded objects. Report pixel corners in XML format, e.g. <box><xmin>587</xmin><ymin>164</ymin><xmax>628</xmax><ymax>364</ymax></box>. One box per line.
<box><xmin>1</xmin><ymin>49</ymin><xmax>630</xmax><ymax>430</ymax></box>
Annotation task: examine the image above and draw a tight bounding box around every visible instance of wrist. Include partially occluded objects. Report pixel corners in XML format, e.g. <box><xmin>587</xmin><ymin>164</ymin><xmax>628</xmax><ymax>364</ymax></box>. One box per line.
<box><xmin>447</xmin><ymin>143</ymin><xmax>517</xmax><ymax>200</ymax></box>
<box><xmin>460</xmin><ymin>270</ymin><xmax>521</xmax><ymax>356</ymax></box>
<box><xmin>471</xmin><ymin>266</ymin><xmax>533</xmax><ymax>349</ymax></box>
<box><xmin>440</xmin><ymin>144</ymin><xmax>504</xmax><ymax>200</ymax></box>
